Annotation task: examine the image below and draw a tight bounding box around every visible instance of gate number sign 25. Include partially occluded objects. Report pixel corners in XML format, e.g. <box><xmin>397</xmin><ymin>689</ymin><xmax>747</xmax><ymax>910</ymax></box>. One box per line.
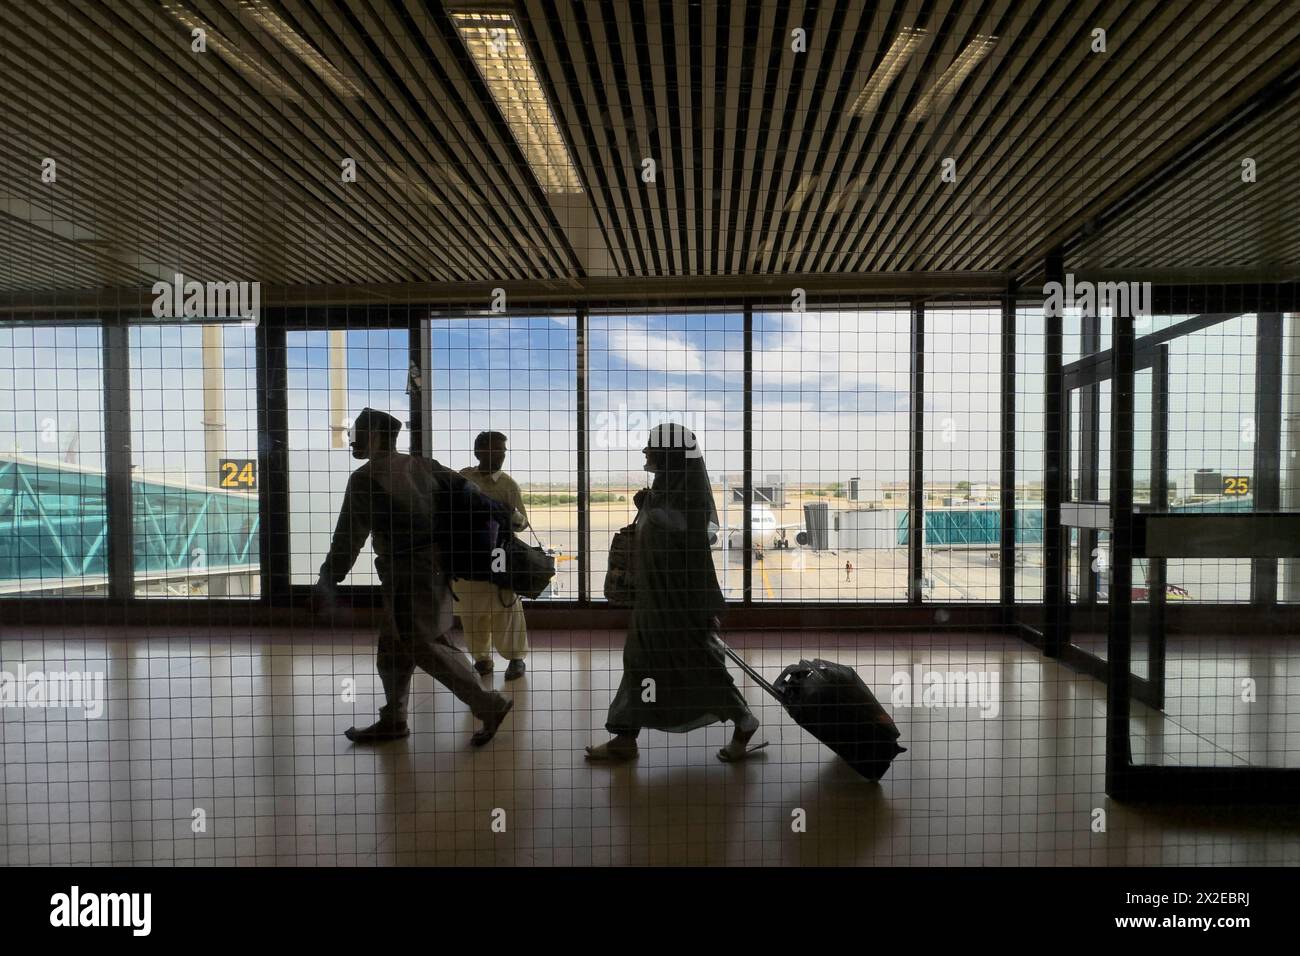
<box><xmin>1223</xmin><ymin>475</ymin><xmax>1250</xmax><ymax>496</ymax></box>
<box><xmin>219</xmin><ymin>459</ymin><xmax>257</xmax><ymax>490</ymax></box>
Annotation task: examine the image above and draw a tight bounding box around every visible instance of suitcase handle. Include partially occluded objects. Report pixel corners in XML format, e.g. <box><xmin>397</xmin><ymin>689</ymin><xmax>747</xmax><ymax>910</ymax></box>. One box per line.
<box><xmin>716</xmin><ymin>635</ymin><xmax>780</xmax><ymax>700</ymax></box>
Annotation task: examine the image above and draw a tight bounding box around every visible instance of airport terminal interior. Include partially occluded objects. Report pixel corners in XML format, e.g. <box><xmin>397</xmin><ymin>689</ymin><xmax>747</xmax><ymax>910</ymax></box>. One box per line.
<box><xmin>2</xmin><ymin>0</ymin><xmax>1300</xmax><ymax>866</ymax></box>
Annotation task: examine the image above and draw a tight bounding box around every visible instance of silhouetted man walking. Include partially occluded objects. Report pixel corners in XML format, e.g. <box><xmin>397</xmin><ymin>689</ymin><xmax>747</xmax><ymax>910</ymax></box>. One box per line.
<box><xmin>312</xmin><ymin>408</ymin><xmax>513</xmax><ymax>745</ymax></box>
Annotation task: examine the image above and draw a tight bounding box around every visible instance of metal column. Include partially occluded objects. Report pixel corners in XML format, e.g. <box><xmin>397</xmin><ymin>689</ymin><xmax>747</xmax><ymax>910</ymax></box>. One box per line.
<box><xmin>101</xmin><ymin>320</ymin><xmax>134</xmax><ymax>602</ymax></box>
<box><xmin>576</xmin><ymin>307</ymin><xmax>590</xmax><ymax>603</ymax></box>
<box><xmin>908</xmin><ymin>301</ymin><xmax>925</xmax><ymax>604</ymax></box>
<box><xmin>1000</xmin><ymin>294</ymin><xmax>1017</xmax><ymax>615</ymax></box>
<box><xmin>1106</xmin><ymin>311</ymin><xmax>1136</xmax><ymax>796</ymax></box>
<box><xmin>1251</xmin><ymin>313</ymin><xmax>1283</xmax><ymax>604</ymax></box>
<box><xmin>743</xmin><ymin>305</ymin><xmax>754</xmax><ymax>604</ymax></box>
<box><xmin>257</xmin><ymin>322</ymin><xmax>290</xmax><ymax>604</ymax></box>
<box><xmin>1043</xmin><ymin>252</ymin><xmax>1066</xmax><ymax>656</ymax></box>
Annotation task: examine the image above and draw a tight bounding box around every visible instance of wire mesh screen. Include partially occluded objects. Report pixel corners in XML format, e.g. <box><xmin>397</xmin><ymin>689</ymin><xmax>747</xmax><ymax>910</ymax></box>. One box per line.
<box><xmin>2</xmin><ymin>0</ymin><xmax>1300</xmax><ymax>878</ymax></box>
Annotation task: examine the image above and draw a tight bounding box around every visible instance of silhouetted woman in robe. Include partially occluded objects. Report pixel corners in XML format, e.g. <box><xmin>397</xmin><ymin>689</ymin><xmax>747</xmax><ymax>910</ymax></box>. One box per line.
<box><xmin>586</xmin><ymin>423</ymin><xmax>764</xmax><ymax>763</ymax></box>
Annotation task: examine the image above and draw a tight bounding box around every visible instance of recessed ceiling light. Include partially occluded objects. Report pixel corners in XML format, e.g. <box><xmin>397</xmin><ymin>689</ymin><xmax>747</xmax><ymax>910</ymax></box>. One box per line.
<box><xmin>851</xmin><ymin>28</ymin><xmax>927</xmax><ymax>117</ymax></box>
<box><xmin>160</xmin><ymin>1</ymin><xmax>300</xmax><ymax>101</ymax></box>
<box><xmin>450</xmin><ymin>11</ymin><xmax>583</xmax><ymax>195</ymax></box>
<box><xmin>909</xmin><ymin>34</ymin><xmax>998</xmax><ymax>120</ymax></box>
<box><xmin>239</xmin><ymin>0</ymin><xmax>364</xmax><ymax>99</ymax></box>
<box><xmin>784</xmin><ymin>173</ymin><xmax>819</xmax><ymax>213</ymax></box>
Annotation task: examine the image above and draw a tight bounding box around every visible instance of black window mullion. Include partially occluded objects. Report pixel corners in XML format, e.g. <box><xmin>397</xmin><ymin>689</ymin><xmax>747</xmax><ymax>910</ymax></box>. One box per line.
<box><xmin>101</xmin><ymin>318</ymin><xmax>133</xmax><ymax>603</ymax></box>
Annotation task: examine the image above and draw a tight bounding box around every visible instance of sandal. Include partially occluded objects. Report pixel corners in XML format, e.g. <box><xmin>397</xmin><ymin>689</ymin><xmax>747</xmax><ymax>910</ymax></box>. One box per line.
<box><xmin>584</xmin><ymin>740</ymin><xmax>639</xmax><ymax>762</ymax></box>
<box><xmin>717</xmin><ymin>722</ymin><xmax>768</xmax><ymax>762</ymax></box>
<box><xmin>717</xmin><ymin>740</ymin><xmax>770</xmax><ymax>762</ymax></box>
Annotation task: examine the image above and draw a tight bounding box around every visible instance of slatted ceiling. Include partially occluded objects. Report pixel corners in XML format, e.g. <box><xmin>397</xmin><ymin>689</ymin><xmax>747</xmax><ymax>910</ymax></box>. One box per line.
<box><xmin>633</xmin><ymin>2</ymin><xmax>673</xmax><ymax>276</ymax></box>
<box><xmin>536</xmin><ymin>0</ymin><xmax>624</xmax><ymax>274</ymax></box>
<box><xmin>0</xmin><ymin>221</ymin><xmax>152</xmax><ymax>294</ymax></box>
<box><xmin>651</xmin><ymin>0</ymin><xmax>687</xmax><ymax>278</ymax></box>
<box><xmin>694</xmin><ymin>0</ymin><xmax>710</xmax><ymax>272</ymax></box>
<box><xmin>807</xmin><ymin>2</ymin><xmax>904</xmax><ymax>274</ymax></box>
<box><xmin>319</xmin><ymin>2</ymin><xmax>527</xmax><ymax>280</ymax></box>
<box><xmin>733</xmin><ymin>0</ymin><xmax>769</xmax><ymax>277</ymax></box>
<box><xmin>1009</xmin><ymin>2</ymin><xmax>1300</xmax><ymax>281</ymax></box>
<box><xmin>890</xmin><ymin>1</ymin><xmax>1056</xmax><ymax>274</ymax></box>
<box><xmin>418</xmin><ymin>5</ymin><xmax>586</xmax><ymax>275</ymax></box>
<box><xmin>887</xmin><ymin>1</ymin><xmax>1026</xmax><ymax>272</ymax></box>
<box><xmin>282</xmin><ymin>0</ymin><xmax>573</xmax><ymax>280</ymax></box>
<box><xmin>909</xmin><ymin>0</ymin><xmax>1253</xmax><ymax>273</ymax></box>
<box><xmin>748</xmin><ymin>0</ymin><xmax>816</xmax><ymax>277</ymax></box>
<box><xmin>2</xmin><ymin>0</ymin><xmax>1300</xmax><ymax>302</ymax></box>
<box><xmin>826</xmin><ymin>4</ymin><xmax>937</xmax><ymax>274</ymax></box>
<box><xmin>788</xmin><ymin>1</ymin><xmax>884</xmax><ymax>273</ymax></box>
<box><xmin>6</xmin><ymin>0</ymin><xmax>581</xmax><ymax>288</ymax></box>
<box><xmin>604</xmin><ymin>0</ymin><xmax>652</xmax><ymax>277</ymax></box>
<box><xmin>1067</xmin><ymin>92</ymin><xmax>1300</xmax><ymax>279</ymax></box>
<box><xmin>900</xmin><ymin>0</ymin><xmax>1065</xmax><ymax>274</ymax></box>
<box><xmin>821</xmin><ymin>0</ymin><xmax>931</xmax><ymax>275</ymax></box>
<box><xmin>614</xmin><ymin>1</ymin><xmax>665</xmax><ymax>277</ymax></box>
<box><xmin>911</xmin><ymin>0</ymin><xmax>1081</xmax><ymax>273</ymax></box>
<box><xmin>1017</xmin><ymin>20</ymin><xmax>1300</xmax><ymax>283</ymax></box>
<box><xmin>46</xmin><ymin>0</ymin><xmax>409</xmax><ymax>285</ymax></box>
<box><xmin>777</xmin><ymin>0</ymin><xmax>848</xmax><ymax>273</ymax></box>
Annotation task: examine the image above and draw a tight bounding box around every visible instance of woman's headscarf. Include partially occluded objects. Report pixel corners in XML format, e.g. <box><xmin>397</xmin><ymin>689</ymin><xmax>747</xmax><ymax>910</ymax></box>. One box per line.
<box><xmin>646</xmin><ymin>422</ymin><xmax>718</xmax><ymax>534</ymax></box>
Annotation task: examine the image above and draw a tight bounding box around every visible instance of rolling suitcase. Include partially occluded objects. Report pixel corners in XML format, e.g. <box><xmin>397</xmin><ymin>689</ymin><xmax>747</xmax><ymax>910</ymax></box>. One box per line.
<box><xmin>721</xmin><ymin>642</ymin><xmax>906</xmax><ymax>781</ymax></box>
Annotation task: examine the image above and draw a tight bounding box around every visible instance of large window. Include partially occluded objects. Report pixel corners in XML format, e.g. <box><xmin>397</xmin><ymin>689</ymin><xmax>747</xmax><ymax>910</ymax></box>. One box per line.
<box><xmin>923</xmin><ymin>306</ymin><xmax>1001</xmax><ymax>602</ymax></box>
<box><xmin>1162</xmin><ymin>314</ymin><xmax>1257</xmax><ymax>603</ymax></box>
<box><xmin>423</xmin><ymin>315</ymin><xmax>577</xmax><ymax>599</ymax></box>
<box><xmin>129</xmin><ymin>323</ymin><xmax>260</xmax><ymax>598</ymax></box>
<box><xmin>287</xmin><ymin>329</ymin><xmax>410</xmax><ymax>587</ymax></box>
<box><xmin>753</xmin><ymin>307</ymin><xmax>910</xmax><ymax>601</ymax></box>
<box><xmin>588</xmin><ymin>310</ymin><xmax>743</xmax><ymax>600</ymax></box>
<box><xmin>0</xmin><ymin>325</ymin><xmax>106</xmax><ymax>596</ymax></box>
<box><xmin>1015</xmin><ymin>309</ymin><xmax>1045</xmax><ymax>601</ymax></box>
<box><xmin>10</xmin><ymin>306</ymin><xmax>1294</xmax><ymax>611</ymax></box>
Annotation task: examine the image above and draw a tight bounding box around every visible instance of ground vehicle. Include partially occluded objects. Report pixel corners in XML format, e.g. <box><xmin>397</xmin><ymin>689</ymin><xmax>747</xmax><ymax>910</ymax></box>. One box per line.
<box><xmin>1092</xmin><ymin>548</ymin><xmax>1192</xmax><ymax>601</ymax></box>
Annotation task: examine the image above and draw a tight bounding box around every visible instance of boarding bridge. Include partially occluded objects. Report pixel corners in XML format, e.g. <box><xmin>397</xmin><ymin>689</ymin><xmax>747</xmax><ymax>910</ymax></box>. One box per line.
<box><xmin>0</xmin><ymin>453</ymin><xmax>259</xmax><ymax>596</ymax></box>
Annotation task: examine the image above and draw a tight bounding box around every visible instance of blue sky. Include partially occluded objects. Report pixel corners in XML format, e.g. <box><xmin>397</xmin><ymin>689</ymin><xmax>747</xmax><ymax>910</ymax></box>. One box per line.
<box><xmin>0</xmin><ymin>313</ymin><xmax>1276</xmax><ymax>492</ymax></box>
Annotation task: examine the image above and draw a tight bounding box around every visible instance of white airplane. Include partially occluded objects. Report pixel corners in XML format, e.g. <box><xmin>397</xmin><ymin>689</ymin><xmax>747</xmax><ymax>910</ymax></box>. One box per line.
<box><xmin>721</xmin><ymin>503</ymin><xmax>807</xmax><ymax>550</ymax></box>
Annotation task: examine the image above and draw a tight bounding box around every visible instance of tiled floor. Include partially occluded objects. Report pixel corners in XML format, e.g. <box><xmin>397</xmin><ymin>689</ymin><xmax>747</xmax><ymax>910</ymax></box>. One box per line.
<box><xmin>2</xmin><ymin>627</ymin><xmax>1299</xmax><ymax>866</ymax></box>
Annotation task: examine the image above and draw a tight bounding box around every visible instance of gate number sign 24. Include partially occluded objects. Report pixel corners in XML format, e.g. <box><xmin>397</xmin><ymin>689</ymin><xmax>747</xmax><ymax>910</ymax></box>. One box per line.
<box><xmin>219</xmin><ymin>459</ymin><xmax>257</xmax><ymax>490</ymax></box>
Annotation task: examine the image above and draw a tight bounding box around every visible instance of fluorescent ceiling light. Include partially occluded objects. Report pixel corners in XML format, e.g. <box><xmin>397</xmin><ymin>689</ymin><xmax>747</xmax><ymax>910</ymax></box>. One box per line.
<box><xmin>851</xmin><ymin>28</ymin><xmax>926</xmax><ymax>116</ymax></box>
<box><xmin>239</xmin><ymin>0</ymin><xmax>364</xmax><ymax>99</ymax></box>
<box><xmin>160</xmin><ymin>1</ymin><xmax>300</xmax><ymax>101</ymax></box>
<box><xmin>450</xmin><ymin>11</ymin><xmax>583</xmax><ymax>195</ymax></box>
<box><xmin>825</xmin><ymin>171</ymin><xmax>871</xmax><ymax>215</ymax></box>
<box><xmin>909</xmin><ymin>34</ymin><xmax>998</xmax><ymax>120</ymax></box>
<box><xmin>784</xmin><ymin>173</ymin><xmax>819</xmax><ymax>213</ymax></box>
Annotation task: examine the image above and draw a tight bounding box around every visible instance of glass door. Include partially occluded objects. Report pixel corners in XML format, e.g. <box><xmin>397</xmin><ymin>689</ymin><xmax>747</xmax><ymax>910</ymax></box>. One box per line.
<box><xmin>1054</xmin><ymin>321</ymin><xmax>1165</xmax><ymax>708</ymax></box>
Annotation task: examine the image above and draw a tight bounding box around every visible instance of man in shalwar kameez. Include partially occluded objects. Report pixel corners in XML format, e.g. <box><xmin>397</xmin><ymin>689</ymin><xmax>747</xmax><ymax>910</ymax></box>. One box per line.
<box><xmin>312</xmin><ymin>408</ymin><xmax>514</xmax><ymax>745</ymax></box>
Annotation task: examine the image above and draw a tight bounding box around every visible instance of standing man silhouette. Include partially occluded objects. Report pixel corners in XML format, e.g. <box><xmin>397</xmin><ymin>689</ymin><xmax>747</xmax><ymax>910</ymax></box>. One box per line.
<box><xmin>458</xmin><ymin>431</ymin><xmax>530</xmax><ymax>680</ymax></box>
<box><xmin>312</xmin><ymin>408</ymin><xmax>514</xmax><ymax>745</ymax></box>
